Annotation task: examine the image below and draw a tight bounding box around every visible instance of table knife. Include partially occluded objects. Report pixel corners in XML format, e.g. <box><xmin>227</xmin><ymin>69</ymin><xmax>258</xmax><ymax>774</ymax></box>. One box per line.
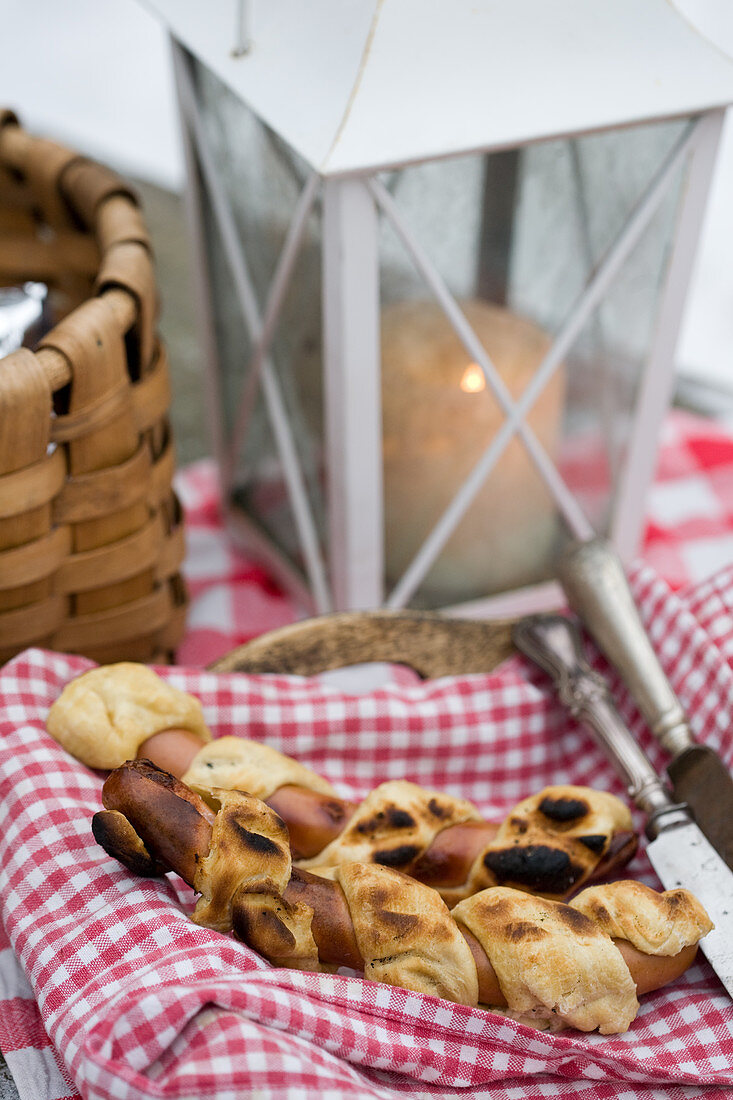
<box><xmin>513</xmin><ymin>612</ymin><xmax>733</xmax><ymax>999</ymax></box>
<box><xmin>557</xmin><ymin>536</ymin><xmax>733</xmax><ymax>870</ymax></box>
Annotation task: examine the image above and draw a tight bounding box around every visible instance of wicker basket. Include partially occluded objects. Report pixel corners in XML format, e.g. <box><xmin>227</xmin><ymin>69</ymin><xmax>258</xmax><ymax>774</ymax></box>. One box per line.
<box><xmin>0</xmin><ymin>110</ymin><xmax>188</xmax><ymax>664</ymax></box>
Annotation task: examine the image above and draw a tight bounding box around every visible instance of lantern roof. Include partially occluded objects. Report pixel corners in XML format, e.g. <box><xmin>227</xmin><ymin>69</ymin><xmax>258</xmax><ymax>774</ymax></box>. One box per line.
<box><xmin>143</xmin><ymin>0</ymin><xmax>733</xmax><ymax>176</ymax></box>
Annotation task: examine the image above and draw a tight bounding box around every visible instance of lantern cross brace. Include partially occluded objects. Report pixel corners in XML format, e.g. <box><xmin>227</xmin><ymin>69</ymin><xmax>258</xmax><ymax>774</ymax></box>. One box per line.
<box><xmin>174</xmin><ymin>42</ymin><xmax>332</xmax><ymax>613</ymax></box>
<box><xmin>368</xmin><ymin>175</ymin><xmax>591</xmax><ymax>608</ymax></box>
<box><xmin>224</xmin><ymin>172</ymin><xmax>321</xmax><ymax>492</ymax></box>
<box><xmin>370</xmin><ymin>117</ymin><xmax>702</xmax><ymax>608</ymax></box>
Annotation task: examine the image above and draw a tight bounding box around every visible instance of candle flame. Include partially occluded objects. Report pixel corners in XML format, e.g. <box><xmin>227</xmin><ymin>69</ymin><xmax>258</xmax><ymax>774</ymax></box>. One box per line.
<box><xmin>460</xmin><ymin>363</ymin><xmax>486</xmax><ymax>394</ymax></box>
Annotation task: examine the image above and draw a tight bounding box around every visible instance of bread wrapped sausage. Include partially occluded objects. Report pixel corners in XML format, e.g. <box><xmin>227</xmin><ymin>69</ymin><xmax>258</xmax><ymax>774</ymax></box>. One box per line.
<box><xmin>46</xmin><ymin>665</ymin><xmax>639</xmax><ymax>903</ymax></box>
<box><xmin>452</xmin><ymin>887</ymin><xmax>639</xmax><ymax>1032</ymax></box>
<box><xmin>296</xmin><ymin>777</ymin><xmax>636</xmax><ymax>905</ymax></box>
<box><xmin>92</xmin><ymin>761</ymin><xmax>712</xmax><ymax>1034</ymax></box>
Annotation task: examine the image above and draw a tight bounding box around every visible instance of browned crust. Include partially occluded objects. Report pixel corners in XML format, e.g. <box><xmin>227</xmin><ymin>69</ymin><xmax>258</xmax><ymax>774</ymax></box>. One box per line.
<box><xmin>98</xmin><ymin>760</ymin><xmax>637</xmax><ymax>902</ymax></box>
<box><xmin>591</xmin><ymin>831</ymin><xmax>638</xmax><ymax>882</ymax></box>
<box><xmin>90</xmin><ymin>763</ymin><xmax>702</xmax><ymax>1022</ymax></box>
<box><xmin>101</xmin><ymin>759</ymin><xmax>215</xmax><ymax>884</ymax></box>
<box><xmin>92</xmin><ymin>808</ymin><xmax>164</xmax><ymax>876</ymax></box>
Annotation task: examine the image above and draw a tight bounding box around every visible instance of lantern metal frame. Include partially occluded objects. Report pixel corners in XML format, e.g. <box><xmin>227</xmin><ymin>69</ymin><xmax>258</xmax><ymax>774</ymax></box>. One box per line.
<box><xmin>170</xmin><ymin>36</ymin><xmax>726</xmax><ymax>619</ymax></box>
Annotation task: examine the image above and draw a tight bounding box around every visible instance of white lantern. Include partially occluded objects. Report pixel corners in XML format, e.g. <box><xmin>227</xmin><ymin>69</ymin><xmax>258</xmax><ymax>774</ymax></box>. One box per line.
<box><xmin>147</xmin><ymin>0</ymin><xmax>733</xmax><ymax>617</ymax></box>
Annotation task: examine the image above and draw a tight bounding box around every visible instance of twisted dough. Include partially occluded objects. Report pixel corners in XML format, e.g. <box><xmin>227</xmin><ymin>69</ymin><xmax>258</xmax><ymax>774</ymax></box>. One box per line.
<box><xmin>93</xmin><ymin>761</ymin><xmax>711</xmax><ymax>1035</ymax></box>
<box><xmin>292</xmin><ymin>776</ymin><xmax>636</xmax><ymax>906</ymax></box>
<box><xmin>45</xmin><ymin>661</ymin><xmax>638</xmax><ymax>903</ymax></box>
<box><xmin>101</xmin><ymin>749</ymin><xmax>637</xmax><ymax>905</ymax></box>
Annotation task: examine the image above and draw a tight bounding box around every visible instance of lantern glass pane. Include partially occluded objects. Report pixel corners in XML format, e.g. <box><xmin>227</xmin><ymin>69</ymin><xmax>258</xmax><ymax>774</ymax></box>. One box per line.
<box><xmin>195</xmin><ymin>63</ymin><xmax>327</xmax><ymax>572</ymax></box>
<box><xmin>378</xmin><ymin>118</ymin><xmax>688</xmax><ymax>607</ymax></box>
<box><xmin>192</xmin><ymin>53</ymin><xmax>690</xmax><ymax>612</ymax></box>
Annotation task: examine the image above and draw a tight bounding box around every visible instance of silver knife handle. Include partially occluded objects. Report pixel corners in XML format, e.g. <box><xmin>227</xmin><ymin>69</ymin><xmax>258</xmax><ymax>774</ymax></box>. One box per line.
<box><xmin>557</xmin><ymin>537</ymin><xmax>693</xmax><ymax>757</ymax></box>
<box><xmin>513</xmin><ymin>614</ymin><xmax>681</xmax><ymax>824</ymax></box>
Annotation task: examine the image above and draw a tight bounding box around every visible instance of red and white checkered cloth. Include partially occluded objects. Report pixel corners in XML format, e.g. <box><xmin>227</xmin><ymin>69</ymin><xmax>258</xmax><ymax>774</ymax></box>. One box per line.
<box><xmin>174</xmin><ymin>409</ymin><xmax>733</xmax><ymax>667</ymax></box>
<box><xmin>3</xmin><ymin>409</ymin><xmax>733</xmax><ymax>1100</ymax></box>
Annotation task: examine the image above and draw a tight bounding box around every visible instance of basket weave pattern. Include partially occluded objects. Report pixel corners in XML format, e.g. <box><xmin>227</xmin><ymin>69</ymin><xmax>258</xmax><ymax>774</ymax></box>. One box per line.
<box><xmin>0</xmin><ymin>110</ymin><xmax>188</xmax><ymax>664</ymax></box>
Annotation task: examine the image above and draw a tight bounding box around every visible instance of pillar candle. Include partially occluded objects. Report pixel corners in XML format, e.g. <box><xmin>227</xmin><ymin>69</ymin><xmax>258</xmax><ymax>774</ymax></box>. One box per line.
<box><xmin>381</xmin><ymin>299</ymin><xmax>566</xmax><ymax>604</ymax></box>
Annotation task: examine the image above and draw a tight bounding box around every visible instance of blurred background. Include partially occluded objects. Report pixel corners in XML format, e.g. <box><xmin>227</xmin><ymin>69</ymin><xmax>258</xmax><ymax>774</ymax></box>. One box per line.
<box><xmin>2</xmin><ymin>0</ymin><xmax>733</xmax><ymax>470</ymax></box>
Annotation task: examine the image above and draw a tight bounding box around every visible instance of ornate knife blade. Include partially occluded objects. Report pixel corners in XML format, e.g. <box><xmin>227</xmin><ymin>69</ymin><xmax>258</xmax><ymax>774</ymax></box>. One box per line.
<box><xmin>557</xmin><ymin>536</ymin><xmax>733</xmax><ymax>871</ymax></box>
<box><xmin>513</xmin><ymin>612</ymin><xmax>733</xmax><ymax>999</ymax></box>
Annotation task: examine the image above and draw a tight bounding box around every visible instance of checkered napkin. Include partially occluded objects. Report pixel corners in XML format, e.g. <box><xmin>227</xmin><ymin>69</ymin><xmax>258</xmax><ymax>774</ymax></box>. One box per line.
<box><xmin>3</xmin><ymin>565</ymin><xmax>733</xmax><ymax>1100</ymax></box>
<box><xmin>173</xmin><ymin>409</ymin><xmax>733</xmax><ymax>669</ymax></box>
